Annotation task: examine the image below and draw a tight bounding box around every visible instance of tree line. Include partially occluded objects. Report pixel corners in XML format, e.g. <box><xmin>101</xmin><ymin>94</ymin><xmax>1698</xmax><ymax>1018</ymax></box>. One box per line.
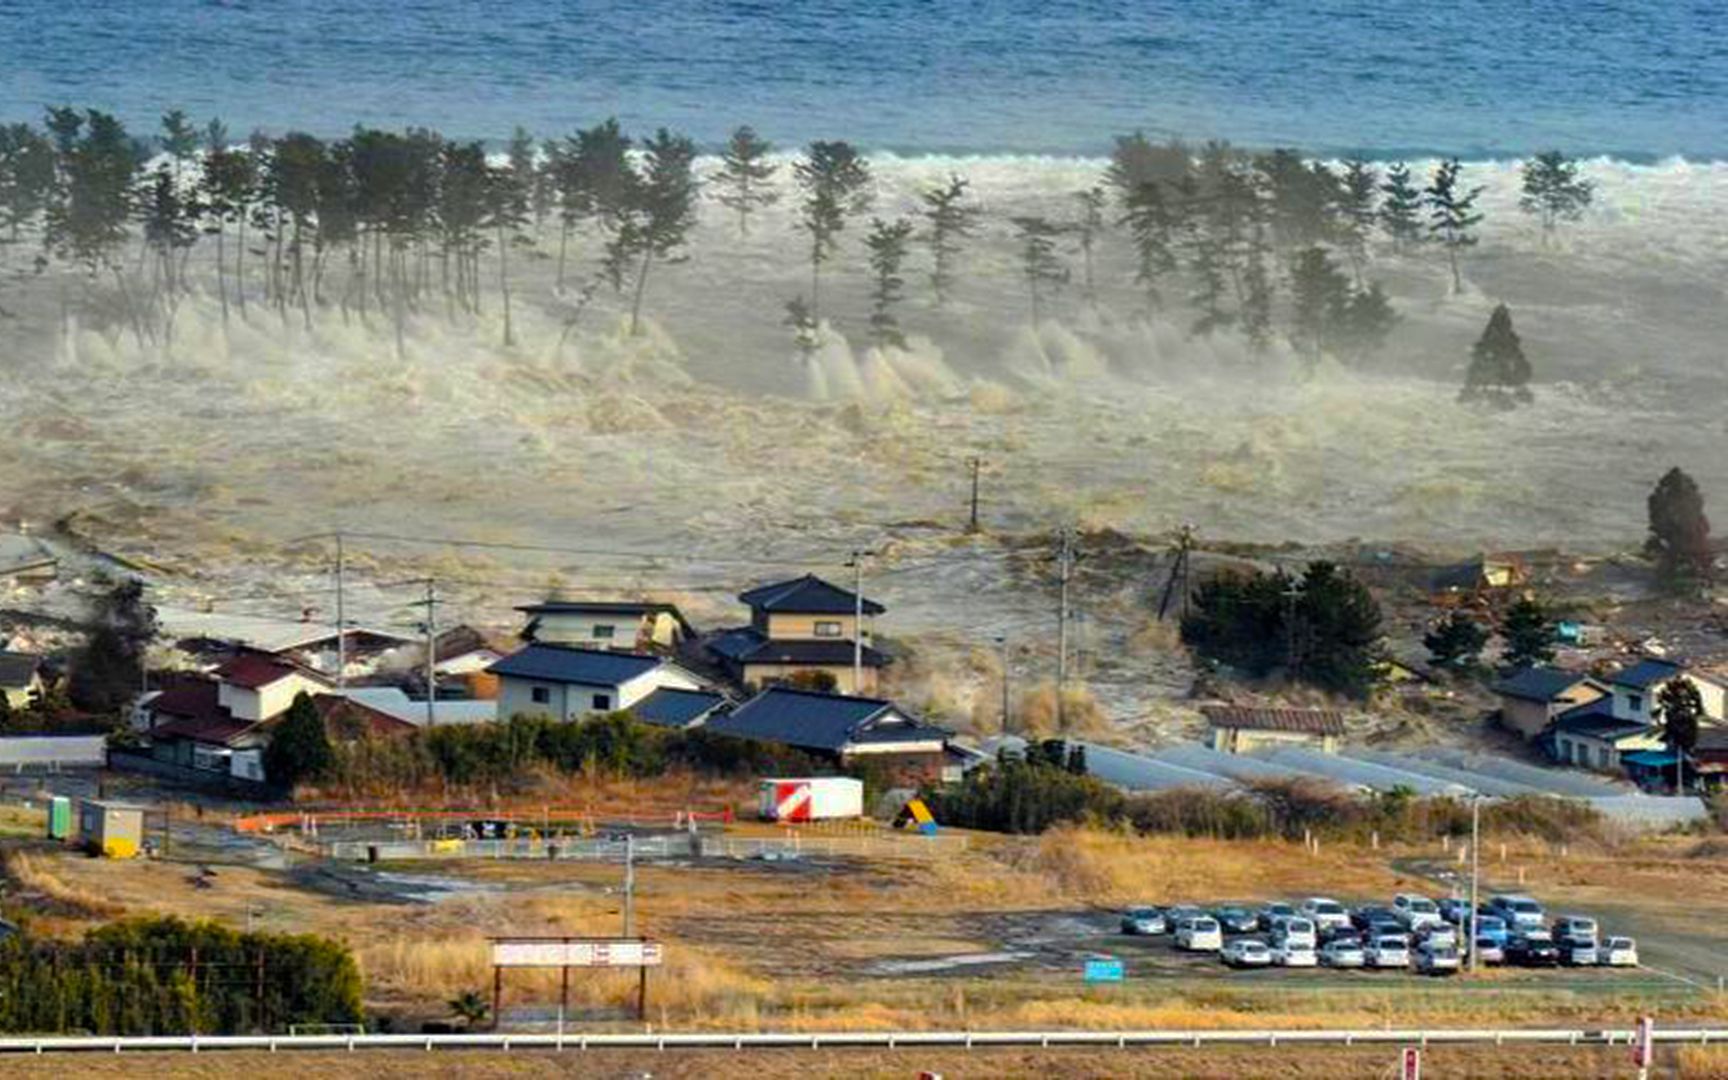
<box><xmin>0</xmin><ymin>916</ymin><xmax>362</xmax><ymax>1035</ymax></box>
<box><xmin>0</xmin><ymin>110</ymin><xmax>1595</xmax><ymax>367</ymax></box>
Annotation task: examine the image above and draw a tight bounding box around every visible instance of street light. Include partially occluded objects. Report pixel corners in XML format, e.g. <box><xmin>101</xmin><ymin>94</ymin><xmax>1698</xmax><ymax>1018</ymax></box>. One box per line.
<box><xmin>1467</xmin><ymin>794</ymin><xmax>1482</xmax><ymax>974</ymax></box>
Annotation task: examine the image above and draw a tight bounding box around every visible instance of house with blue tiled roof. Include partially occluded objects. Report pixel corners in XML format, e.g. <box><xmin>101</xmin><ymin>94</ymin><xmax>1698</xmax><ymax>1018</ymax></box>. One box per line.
<box><xmin>706</xmin><ymin>686</ymin><xmax>955</xmax><ymax>782</ymax></box>
<box><xmin>707</xmin><ymin>574</ymin><xmax>890</xmax><ymax>695</ymax></box>
<box><xmin>490</xmin><ymin>644</ymin><xmax>706</xmax><ymax>722</ymax></box>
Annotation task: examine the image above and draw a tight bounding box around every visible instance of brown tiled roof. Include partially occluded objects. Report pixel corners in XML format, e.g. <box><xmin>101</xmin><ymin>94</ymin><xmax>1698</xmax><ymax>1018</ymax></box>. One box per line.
<box><xmin>147</xmin><ymin>680</ymin><xmax>260</xmax><ymax>745</ymax></box>
<box><xmin>1200</xmin><ymin>705</ymin><xmax>1347</xmax><ymax>736</ymax></box>
<box><xmin>214</xmin><ymin>653</ymin><xmax>304</xmax><ymax>689</ymax></box>
<box><xmin>312</xmin><ymin>694</ymin><xmax>417</xmax><ymax>737</ymax></box>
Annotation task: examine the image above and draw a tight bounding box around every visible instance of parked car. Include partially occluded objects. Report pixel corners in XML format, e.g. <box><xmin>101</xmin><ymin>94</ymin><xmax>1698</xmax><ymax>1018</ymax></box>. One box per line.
<box><xmin>1271</xmin><ymin>916</ymin><xmax>1318</xmax><ymax>950</ymax></box>
<box><xmin>1175</xmin><ymin>917</ymin><xmax>1224</xmax><ymax>951</ymax></box>
<box><xmin>1598</xmin><ymin>936</ymin><xmax>1638</xmax><ymax>967</ymax></box>
<box><xmin>1416</xmin><ymin>923</ymin><xmax>1458</xmax><ymax>949</ymax></box>
<box><xmin>1393</xmin><ymin>893</ymin><xmax>1443</xmax><ymax>931</ymax></box>
<box><xmin>1558</xmin><ymin>937</ymin><xmax>1598</xmax><ymax>966</ymax></box>
<box><xmin>1364</xmin><ymin>918</ymin><xmax>1405</xmax><ymax>944</ymax></box>
<box><xmin>1551</xmin><ymin>915</ymin><xmax>1599</xmax><ymax>946</ymax></box>
<box><xmin>1220</xmin><ymin>939</ymin><xmax>1273</xmax><ymax>968</ymax></box>
<box><xmin>1301</xmin><ymin>897</ymin><xmax>1351</xmax><ymax>933</ymax></box>
<box><xmin>1437</xmin><ymin>897</ymin><xmax>1472</xmax><ymax>925</ymax></box>
<box><xmin>1488</xmin><ymin>894</ymin><xmax>1547</xmax><ymax>931</ymax></box>
<box><xmin>1471</xmin><ymin>936</ymin><xmax>1505</xmax><ymax>965</ymax></box>
<box><xmin>1212</xmin><ymin>906</ymin><xmax>1260</xmax><ymax>935</ymax></box>
<box><xmin>1414</xmin><ymin>941</ymin><xmax>1461</xmax><ymax>976</ymax></box>
<box><xmin>1166</xmin><ymin>905</ymin><xmax>1205</xmax><ymax>926</ymax></box>
<box><xmin>1505</xmin><ymin>933</ymin><xmax>1560</xmax><ymax>967</ymax></box>
<box><xmin>1350</xmin><ymin>905</ymin><xmax>1393</xmax><ymax>930</ymax></box>
<box><xmin>1257</xmin><ymin>902</ymin><xmax>1298</xmax><ymax>932</ymax></box>
<box><xmin>1472</xmin><ymin>914</ymin><xmax>1510</xmax><ymax>947</ymax></box>
<box><xmin>1320</xmin><ymin>937</ymin><xmax>1367</xmax><ymax>968</ymax></box>
<box><xmin>1364</xmin><ymin>935</ymin><xmax>1410</xmax><ymax>969</ymax></box>
<box><xmin>1120</xmin><ymin>906</ymin><xmax>1167</xmax><ymax>935</ymax></box>
<box><xmin>1272</xmin><ymin>941</ymin><xmax>1318</xmax><ymax>968</ymax></box>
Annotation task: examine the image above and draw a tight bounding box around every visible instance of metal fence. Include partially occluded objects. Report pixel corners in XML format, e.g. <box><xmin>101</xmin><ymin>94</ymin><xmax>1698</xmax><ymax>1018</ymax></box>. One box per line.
<box><xmin>0</xmin><ymin>1026</ymin><xmax>1715</xmax><ymax>1056</ymax></box>
<box><xmin>323</xmin><ymin>832</ymin><xmax>967</xmax><ymax>863</ymax></box>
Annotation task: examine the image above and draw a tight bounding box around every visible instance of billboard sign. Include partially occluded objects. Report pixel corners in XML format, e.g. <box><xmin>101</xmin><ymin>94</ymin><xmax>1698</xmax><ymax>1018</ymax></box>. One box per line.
<box><xmin>491</xmin><ymin>939</ymin><xmax>664</xmax><ymax>968</ymax></box>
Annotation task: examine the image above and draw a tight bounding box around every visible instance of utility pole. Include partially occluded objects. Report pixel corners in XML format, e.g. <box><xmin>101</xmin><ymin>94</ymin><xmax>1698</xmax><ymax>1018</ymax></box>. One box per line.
<box><xmin>997</xmin><ymin>635</ymin><xmax>1011</xmax><ymax>735</ymax></box>
<box><xmin>1467</xmin><ymin>794</ymin><xmax>1481</xmax><ymax>974</ymax></box>
<box><xmin>409</xmin><ymin>578</ymin><xmax>441</xmax><ymax>727</ymax></box>
<box><xmin>966</xmin><ymin>457</ymin><xmax>983</xmax><ymax>534</ymax></box>
<box><xmin>1282</xmin><ymin>576</ymin><xmax>1302</xmax><ymax>680</ymax></box>
<box><xmin>1056</xmin><ymin>529</ymin><xmax>1074</xmax><ymax>732</ymax></box>
<box><xmin>846</xmin><ymin>550</ymin><xmax>874</xmax><ymax>693</ymax></box>
<box><xmin>622</xmin><ymin>833</ymin><xmax>636</xmax><ymax>937</ymax></box>
<box><xmin>1177</xmin><ymin>523</ymin><xmax>1193</xmax><ymax>621</ymax></box>
<box><xmin>333</xmin><ymin>532</ymin><xmax>346</xmax><ymax>692</ymax></box>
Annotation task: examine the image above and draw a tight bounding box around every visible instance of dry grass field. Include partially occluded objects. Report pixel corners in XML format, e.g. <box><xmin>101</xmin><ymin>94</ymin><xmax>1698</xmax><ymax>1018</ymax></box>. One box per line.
<box><xmin>5</xmin><ymin>816</ymin><xmax>1724</xmax><ymax>1036</ymax></box>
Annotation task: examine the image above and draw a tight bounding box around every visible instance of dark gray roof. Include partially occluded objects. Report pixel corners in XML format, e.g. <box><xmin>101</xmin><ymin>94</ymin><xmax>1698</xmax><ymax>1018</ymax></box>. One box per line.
<box><xmin>0</xmin><ymin>652</ymin><xmax>41</xmax><ymax>688</ymax></box>
<box><xmin>707</xmin><ymin>687</ymin><xmax>947</xmax><ymax>753</ymax></box>
<box><xmin>628</xmin><ymin>687</ymin><xmax>726</xmax><ymax>728</ymax></box>
<box><xmin>1494</xmin><ymin>666</ymin><xmax>1597</xmax><ymax>703</ymax></box>
<box><xmin>1200</xmin><ymin>705</ymin><xmax>1345</xmax><ymax>736</ymax></box>
<box><xmin>738</xmin><ymin>575</ymin><xmax>884</xmax><ymax>616</ymax></box>
<box><xmin>1552</xmin><ymin>699</ymin><xmax>1651</xmax><ymax>741</ymax></box>
<box><xmin>1611</xmin><ymin>657</ymin><xmax>1688</xmax><ymax>690</ymax></box>
<box><xmin>489</xmin><ymin>644</ymin><xmax>665</xmax><ymax>687</ymax></box>
<box><xmin>708</xmin><ymin>628</ymin><xmax>889</xmax><ymax>668</ymax></box>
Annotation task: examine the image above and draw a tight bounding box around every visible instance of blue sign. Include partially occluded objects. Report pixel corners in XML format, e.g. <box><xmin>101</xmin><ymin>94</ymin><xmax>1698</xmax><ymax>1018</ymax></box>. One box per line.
<box><xmin>1083</xmin><ymin>957</ymin><xmax>1124</xmax><ymax>983</ymax></box>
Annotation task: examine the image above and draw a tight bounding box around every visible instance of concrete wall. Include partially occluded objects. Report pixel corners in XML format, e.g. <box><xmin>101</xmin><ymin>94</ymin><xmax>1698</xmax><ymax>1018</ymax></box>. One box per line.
<box><xmin>743</xmin><ymin>662</ymin><xmax>878</xmax><ymax>695</ymax></box>
<box><xmin>0</xmin><ymin>735</ymin><xmax>106</xmax><ymax>767</ymax></box>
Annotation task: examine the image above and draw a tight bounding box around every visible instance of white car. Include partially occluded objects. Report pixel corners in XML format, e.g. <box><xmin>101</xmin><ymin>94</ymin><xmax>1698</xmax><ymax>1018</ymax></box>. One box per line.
<box><xmin>1175</xmin><ymin>917</ymin><xmax>1223</xmax><ymax>951</ymax></box>
<box><xmin>1417</xmin><ymin>923</ymin><xmax>1458</xmax><ymax>949</ymax></box>
<box><xmin>1599</xmin><ymin>936</ymin><xmax>1638</xmax><ymax>967</ymax></box>
<box><xmin>1488</xmin><ymin>894</ymin><xmax>1546</xmax><ymax>932</ymax></box>
<box><xmin>1272</xmin><ymin>941</ymin><xmax>1318</xmax><ymax>968</ymax></box>
<box><xmin>1414</xmin><ymin>942</ymin><xmax>1460</xmax><ymax>975</ymax></box>
<box><xmin>1221</xmin><ymin>939</ymin><xmax>1272</xmax><ymax>968</ymax></box>
<box><xmin>1271</xmin><ymin>916</ymin><xmax>1318</xmax><ymax>950</ymax></box>
<box><xmin>1393</xmin><ymin>893</ymin><xmax>1443</xmax><ymax>931</ymax></box>
<box><xmin>1365</xmin><ymin>935</ymin><xmax>1410</xmax><ymax>969</ymax></box>
<box><xmin>1300</xmin><ymin>897</ymin><xmax>1351</xmax><ymax>933</ymax></box>
<box><xmin>1320</xmin><ymin>938</ymin><xmax>1367</xmax><ymax>968</ymax></box>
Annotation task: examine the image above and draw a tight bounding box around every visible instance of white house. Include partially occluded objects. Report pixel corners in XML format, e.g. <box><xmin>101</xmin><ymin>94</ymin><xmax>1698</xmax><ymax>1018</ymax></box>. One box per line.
<box><xmin>516</xmin><ymin>601</ymin><xmax>693</xmax><ymax>653</ymax></box>
<box><xmin>490</xmin><ymin>644</ymin><xmax>704</xmax><ymax>722</ymax></box>
<box><xmin>1608</xmin><ymin>658</ymin><xmax>1726</xmax><ymax>725</ymax></box>
<box><xmin>213</xmin><ymin>653</ymin><xmax>332</xmax><ymax>722</ymax></box>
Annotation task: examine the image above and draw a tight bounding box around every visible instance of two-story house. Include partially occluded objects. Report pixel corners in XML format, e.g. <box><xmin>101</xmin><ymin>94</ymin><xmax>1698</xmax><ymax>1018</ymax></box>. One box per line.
<box><xmin>1492</xmin><ymin>666</ymin><xmax>1609</xmax><ymax>739</ymax></box>
<box><xmin>706</xmin><ymin>574</ymin><xmax>890</xmax><ymax>694</ymax></box>
<box><xmin>515</xmin><ymin>600</ymin><xmax>694</xmax><ymax>653</ymax></box>
<box><xmin>140</xmin><ymin>652</ymin><xmax>338</xmax><ymax>783</ymax></box>
<box><xmin>1606</xmin><ymin>657</ymin><xmax>1726</xmax><ymax>724</ymax></box>
<box><xmin>490</xmin><ymin>643</ymin><xmax>706</xmax><ymax>722</ymax></box>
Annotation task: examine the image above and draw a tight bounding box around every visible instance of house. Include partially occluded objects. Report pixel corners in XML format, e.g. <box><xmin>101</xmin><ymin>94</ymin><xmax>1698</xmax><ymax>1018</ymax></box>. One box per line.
<box><xmin>1690</xmin><ymin>726</ymin><xmax>1728</xmax><ymax>793</ymax></box>
<box><xmin>0</xmin><ymin>652</ymin><xmax>46</xmax><ymax>711</ymax></box>
<box><xmin>626</xmin><ymin>687</ymin><xmax>728</xmax><ymax>729</ymax></box>
<box><xmin>707</xmin><ymin>574</ymin><xmax>890</xmax><ymax>695</ymax></box>
<box><xmin>1430</xmin><ymin>553</ymin><xmax>1528</xmax><ymax>599</ymax></box>
<box><xmin>1201</xmin><ymin>705</ymin><xmax>1345</xmax><ymax>754</ymax></box>
<box><xmin>0</xmin><ymin>534</ymin><xmax>58</xmax><ymax>586</ymax></box>
<box><xmin>705</xmin><ymin>686</ymin><xmax>952</xmax><ymax>781</ymax></box>
<box><xmin>516</xmin><ymin>601</ymin><xmax>693</xmax><ymax>653</ymax></box>
<box><xmin>490</xmin><ymin>644</ymin><xmax>705</xmax><ymax>722</ymax></box>
<box><xmin>156</xmin><ymin>608</ymin><xmax>414</xmax><ymax>680</ymax></box>
<box><xmin>1605</xmin><ymin>657</ymin><xmax>1725</xmax><ymax>725</ymax></box>
<box><xmin>326</xmin><ymin>687</ymin><xmax>497</xmax><ymax>728</ymax></box>
<box><xmin>1546</xmin><ymin>697</ymin><xmax>1663</xmax><ymax>773</ymax></box>
<box><xmin>1492</xmin><ymin>667</ymin><xmax>1608</xmax><ymax>739</ymax></box>
<box><xmin>139</xmin><ymin>652</ymin><xmax>334</xmax><ymax>783</ymax></box>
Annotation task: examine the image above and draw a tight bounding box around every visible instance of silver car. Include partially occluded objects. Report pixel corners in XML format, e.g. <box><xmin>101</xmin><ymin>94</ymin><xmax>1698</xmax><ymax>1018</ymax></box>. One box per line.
<box><xmin>1320</xmin><ymin>937</ymin><xmax>1366</xmax><ymax>968</ymax></box>
<box><xmin>1365</xmin><ymin>935</ymin><xmax>1411</xmax><ymax>969</ymax></box>
<box><xmin>1120</xmin><ymin>906</ymin><xmax>1167</xmax><ymax>935</ymax></box>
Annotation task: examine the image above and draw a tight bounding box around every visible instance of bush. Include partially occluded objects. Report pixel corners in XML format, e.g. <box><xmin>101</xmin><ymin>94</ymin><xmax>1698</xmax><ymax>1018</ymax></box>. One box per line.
<box><xmin>0</xmin><ymin>916</ymin><xmax>362</xmax><ymax>1035</ymax></box>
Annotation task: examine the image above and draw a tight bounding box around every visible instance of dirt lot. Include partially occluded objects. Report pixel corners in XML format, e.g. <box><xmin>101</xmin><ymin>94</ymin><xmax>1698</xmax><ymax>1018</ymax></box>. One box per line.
<box><xmin>6</xmin><ymin>813</ymin><xmax>1724</xmax><ymax>1033</ymax></box>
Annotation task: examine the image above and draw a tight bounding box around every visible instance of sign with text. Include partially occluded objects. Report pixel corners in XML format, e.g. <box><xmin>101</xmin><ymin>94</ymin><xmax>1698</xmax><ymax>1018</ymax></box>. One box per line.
<box><xmin>491</xmin><ymin>939</ymin><xmax>664</xmax><ymax>968</ymax></box>
<box><xmin>1082</xmin><ymin>957</ymin><xmax>1124</xmax><ymax>983</ymax></box>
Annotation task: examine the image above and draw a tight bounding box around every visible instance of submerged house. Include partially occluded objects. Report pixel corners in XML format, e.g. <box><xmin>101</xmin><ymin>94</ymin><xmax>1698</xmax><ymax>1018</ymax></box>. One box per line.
<box><xmin>1202</xmin><ymin>705</ymin><xmax>1345</xmax><ymax>754</ymax></box>
<box><xmin>515</xmin><ymin>600</ymin><xmax>693</xmax><ymax>653</ymax></box>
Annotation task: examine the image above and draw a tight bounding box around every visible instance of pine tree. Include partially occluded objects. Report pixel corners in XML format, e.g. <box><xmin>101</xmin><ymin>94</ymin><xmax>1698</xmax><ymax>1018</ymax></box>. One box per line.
<box><xmin>783</xmin><ymin>294</ymin><xmax>819</xmax><ymax>364</ymax></box>
<box><xmin>1105</xmin><ymin>132</ymin><xmax>1192</xmax><ymax>198</ymax></box>
<box><xmin>1073</xmin><ymin>185</ymin><xmax>1106</xmax><ymax>305</ymax></box>
<box><xmin>1656</xmin><ymin>678</ymin><xmax>1702</xmax><ymax>791</ymax></box>
<box><xmin>1459</xmin><ymin>303</ymin><xmax>1533</xmax><ymax>407</ymax></box>
<box><xmin>1240</xmin><ymin>221</ymin><xmax>1274</xmax><ymax>353</ymax></box>
<box><xmin>714</xmin><ymin>125</ymin><xmax>779</xmax><ymax>238</ymax></box>
<box><xmin>1010</xmin><ymin>215</ymin><xmax>1067</xmax><ymax>329</ymax></box>
<box><xmin>613</xmin><ymin>127</ymin><xmax>697</xmax><ymax>336</ymax></box>
<box><xmin>1293</xmin><ymin>561</ymin><xmax>1383</xmax><ymax>699</ymax></box>
<box><xmin>1424</xmin><ymin>158</ymin><xmax>1484</xmax><ymax>293</ymax></box>
<box><xmin>550</xmin><ymin>119</ymin><xmax>632</xmax><ymax>292</ymax></box>
<box><xmin>0</xmin><ymin>123</ymin><xmax>56</xmax><ymax>248</ymax></box>
<box><xmin>1500</xmin><ymin>596</ymin><xmax>1555</xmax><ymax>670</ymax></box>
<box><xmin>1338</xmin><ymin>159</ymin><xmax>1379</xmax><ymax>282</ymax></box>
<box><xmin>919</xmin><ymin>173</ymin><xmax>980</xmax><ymax>306</ymax></box>
<box><xmin>1119</xmin><ymin>180</ymin><xmax>1177</xmax><ymax>312</ymax></box>
<box><xmin>1519</xmin><ymin>150</ymin><xmax>1594</xmax><ymax>241</ymax></box>
<box><xmin>264</xmin><ymin>692</ymin><xmax>334</xmax><ymax>789</ymax></box>
<box><xmin>793</xmin><ymin>140</ymin><xmax>871</xmax><ymax>321</ymax></box>
<box><xmin>1334</xmin><ymin>282</ymin><xmax>1399</xmax><ymax>363</ymax></box>
<box><xmin>1644</xmin><ymin>466</ymin><xmax>1713</xmax><ymax>589</ymax></box>
<box><xmin>1378</xmin><ymin>162</ymin><xmax>1423</xmax><ymax>253</ymax></box>
<box><xmin>1423</xmin><ymin>610</ymin><xmax>1489</xmax><ymax>670</ymax></box>
<box><xmin>864</xmin><ymin>216</ymin><xmax>913</xmax><ymax>348</ymax></box>
<box><xmin>1288</xmin><ymin>246</ymin><xmax>1349</xmax><ymax>364</ymax></box>
<box><xmin>484</xmin><ymin>147</ymin><xmax>533</xmax><ymax>346</ymax></box>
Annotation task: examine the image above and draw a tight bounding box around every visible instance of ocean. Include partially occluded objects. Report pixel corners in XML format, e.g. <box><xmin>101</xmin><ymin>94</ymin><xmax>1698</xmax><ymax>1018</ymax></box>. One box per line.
<box><xmin>1</xmin><ymin>0</ymin><xmax>1722</xmax><ymax>159</ymax></box>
